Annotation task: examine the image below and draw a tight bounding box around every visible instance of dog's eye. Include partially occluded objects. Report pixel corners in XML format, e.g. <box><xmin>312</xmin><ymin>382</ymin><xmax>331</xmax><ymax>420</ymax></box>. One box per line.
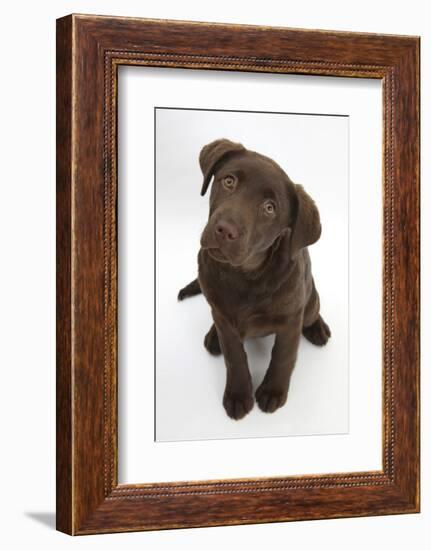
<box><xmin>264</xmin><ymin>201</ymin><xmax>276</xmax><ymax>215</ymax></box>
<box><xmin>222</xmin><ymin>175</ymin><xmax>236</xmax><ymax>190</ymax></box>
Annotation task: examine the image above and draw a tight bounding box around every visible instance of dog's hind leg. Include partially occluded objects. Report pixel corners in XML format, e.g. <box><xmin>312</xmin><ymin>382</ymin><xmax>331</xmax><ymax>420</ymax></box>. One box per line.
<box><xmin>302</xmin><ymin>315</ymin><xmax>331</xmax><ymax>346</ymax></box>
<box><xmin>177</xmin><ymin>278</ymin><xmax>202</xmax><ymax>301</ymax></box>
<box><xmin>302</xmin><ymin>277</ymin><xmax>331</xmax><ymax>346</ymax></box>
<box><xmin>204</xmin><ymin>323</ymin><xmax>222</xmax><ymax>356</ymax></box>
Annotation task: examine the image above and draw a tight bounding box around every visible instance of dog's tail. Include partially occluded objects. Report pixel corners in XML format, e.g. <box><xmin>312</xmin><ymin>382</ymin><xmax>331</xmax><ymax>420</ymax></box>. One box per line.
<box><xmin>178</xmin><ymin>278</ymin><xmax>202</xmax><ymax>301</ymax></box>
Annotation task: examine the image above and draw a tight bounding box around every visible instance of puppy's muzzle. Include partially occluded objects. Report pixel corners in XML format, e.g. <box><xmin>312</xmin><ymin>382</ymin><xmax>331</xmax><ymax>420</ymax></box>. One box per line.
<box><xmin>214</xmin><ymin>219</ymin><xmax>239</xmax><ymax>243</ymax></box>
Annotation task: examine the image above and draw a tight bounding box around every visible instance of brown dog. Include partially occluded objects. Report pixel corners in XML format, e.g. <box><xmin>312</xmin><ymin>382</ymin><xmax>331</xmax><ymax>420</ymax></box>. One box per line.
<box><xmin>178</xmin><ymin>139</ymin><xmax>330</xmax><ymax>420</ymax></box>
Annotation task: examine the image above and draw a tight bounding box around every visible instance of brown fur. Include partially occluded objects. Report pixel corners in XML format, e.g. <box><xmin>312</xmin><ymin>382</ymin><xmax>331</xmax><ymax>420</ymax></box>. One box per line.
<box><xmin>179</xmin><ymin>139</ymin><xmax>331</xmax><ymax>419</ymax></box>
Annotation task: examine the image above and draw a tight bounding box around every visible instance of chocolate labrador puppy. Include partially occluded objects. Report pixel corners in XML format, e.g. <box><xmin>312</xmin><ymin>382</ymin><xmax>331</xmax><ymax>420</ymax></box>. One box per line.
<box><xmin>178</xmin><ymin>139</ymin><xmax>330</xmax><ymax>420</ymax></box>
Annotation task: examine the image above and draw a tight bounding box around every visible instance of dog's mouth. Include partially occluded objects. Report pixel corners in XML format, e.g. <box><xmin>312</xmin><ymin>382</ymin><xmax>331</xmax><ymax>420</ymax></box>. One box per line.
<box><xmin>201</xmin><ymin>223</ymin><xmax>247</xmax><ymax>265</ymax></box>
<box><xmin>207</xmin><ymin>248</ymin><xmax>230</xmax><ymax>263</ymax></box>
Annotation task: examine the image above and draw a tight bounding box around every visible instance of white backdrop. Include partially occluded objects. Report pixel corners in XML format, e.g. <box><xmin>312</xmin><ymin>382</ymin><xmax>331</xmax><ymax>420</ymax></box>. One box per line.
<box><xmin>1</xmin><ymin>1</ymin><xmax>429</xmax><ymax>549</ymax></box>
<box><xmin>118</xmin><ymin>67</ymin><xmax>382</xmax><ymax>483</ymax></box>
<box><xmin>155</xmin><ymin>107</ymin><xmax>349</xmax><ymax>442</ymax></box>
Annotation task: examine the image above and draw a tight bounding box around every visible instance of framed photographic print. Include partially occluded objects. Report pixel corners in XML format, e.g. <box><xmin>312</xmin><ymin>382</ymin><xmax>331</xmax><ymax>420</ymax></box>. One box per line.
<box><xmin>56</xmin><ymin>14</ymin><xmax>420</xmax><ymax>535</ymax></box>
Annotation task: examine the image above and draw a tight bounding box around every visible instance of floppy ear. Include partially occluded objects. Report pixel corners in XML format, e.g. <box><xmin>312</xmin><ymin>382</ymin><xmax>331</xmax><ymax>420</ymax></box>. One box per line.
<box><xmin>289</xmin><ymin>184</ymin><xmax>321</xmax><ymax>256</ymax></box>
<box><xmin>199</xmin><ymin>139</ymin><xmax>245</xmax><ymax>196</ymax></box>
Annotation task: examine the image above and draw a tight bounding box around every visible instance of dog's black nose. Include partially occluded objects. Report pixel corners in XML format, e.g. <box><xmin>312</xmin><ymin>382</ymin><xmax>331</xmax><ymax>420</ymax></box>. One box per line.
<box><xmin>215</xmin><ymin>220</ymin><xmax>239</xmax><ymax>242</ymax></box>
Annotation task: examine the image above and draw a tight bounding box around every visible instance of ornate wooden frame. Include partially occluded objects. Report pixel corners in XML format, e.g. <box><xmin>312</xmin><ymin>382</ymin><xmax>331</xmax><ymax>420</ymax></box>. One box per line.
<box><xmin>56</xmin><ymin>14</ymin><xmax>420</xmax><ymax>535</ymax></box>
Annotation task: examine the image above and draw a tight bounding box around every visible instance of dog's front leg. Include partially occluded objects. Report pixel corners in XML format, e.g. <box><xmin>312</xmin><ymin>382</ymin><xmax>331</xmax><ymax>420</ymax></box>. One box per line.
<box><xmin>213</xmin><ymin>314</ymin><xmax>254</xmax><ymax>420</ymax></box>
<box><xmin>256</xmin><ymin>313</ymin><xmax>303</xmax><ymax>413</ymax></box>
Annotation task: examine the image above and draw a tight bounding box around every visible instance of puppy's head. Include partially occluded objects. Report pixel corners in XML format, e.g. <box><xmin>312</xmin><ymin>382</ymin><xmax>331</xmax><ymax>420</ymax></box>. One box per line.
<box><xmin>199</xmin><ymin>139</ymin><xmax>321</xmax><ymax>267</ymax></box>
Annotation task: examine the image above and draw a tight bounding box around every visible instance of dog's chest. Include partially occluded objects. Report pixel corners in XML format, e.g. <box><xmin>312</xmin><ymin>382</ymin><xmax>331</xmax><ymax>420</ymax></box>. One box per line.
<box><xmin>201</xmin><ymin>268</ymin><xmax>292</xmax><ymax>338</ymax></box>
<box><xmin>236</xmin><ymin>285</ymin><xmax>292</xmax><ymax>339</ymax></box>
<box><xmin>198</xmin><ymin>249</ymin><xmax>305</xmax><ymax>338</ymax></box>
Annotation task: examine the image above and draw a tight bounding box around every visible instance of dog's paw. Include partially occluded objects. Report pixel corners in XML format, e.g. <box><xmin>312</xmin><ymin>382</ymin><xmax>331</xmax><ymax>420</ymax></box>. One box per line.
<box><xmin>177</xmin><ymin>287</ymin><xmax>189</xmax><ymax>301</ymax></box>
<box><xmin>204</xmin><ymin>324</ymin><xmax>222</xmax><ymax>356</ymax></box>
<box><xmin>177</xmin><ymin>279</ymin><xmax>201</xmax><ymax>301</ymax></box>
<box><xmin>302</xmin><ymin>315</ymin><xmax>331</xmax><ymax>346</ymax></box>
<box><xmin>255</xmin><ymin>384</ymin><xmax>288</xmax><ymax>413</ymax></box>
<box><xmin>223</xmin><ymin>390</ymin><xmax>254</xmax><ymax>420</ymax></box>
